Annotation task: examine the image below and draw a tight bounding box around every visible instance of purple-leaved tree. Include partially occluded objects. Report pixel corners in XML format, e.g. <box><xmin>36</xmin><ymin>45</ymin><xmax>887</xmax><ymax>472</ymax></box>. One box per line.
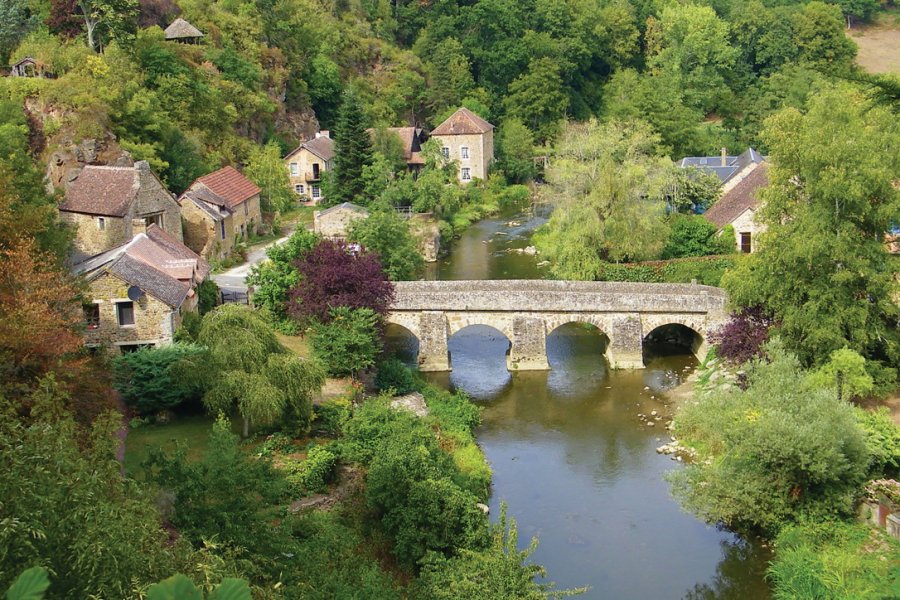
<box><xmin>709</xmin><ymin>306</ymin><xmax>775</xmax><ymax>366</ymax></box>
<box><xmin>287</xmin><ymin>239</ymin><xmax>394</xmax><ymax>326</ymax></box>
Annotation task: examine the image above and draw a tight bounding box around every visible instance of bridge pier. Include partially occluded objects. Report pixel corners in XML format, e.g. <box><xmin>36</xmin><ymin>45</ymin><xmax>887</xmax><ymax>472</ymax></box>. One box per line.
<box><xmin>417</xmin><ymin>311</ymin><xmax>450</xmax><ymax>371</ymax></box>
<box><xmin>607</xmin><ymin>314</ymin><xmax>645</xmax><ymax>369</ymax></box>
<box><xmin>508</xmin><ymin>316</ymin><xmax>550</xmax><ymax>370</ymax></box>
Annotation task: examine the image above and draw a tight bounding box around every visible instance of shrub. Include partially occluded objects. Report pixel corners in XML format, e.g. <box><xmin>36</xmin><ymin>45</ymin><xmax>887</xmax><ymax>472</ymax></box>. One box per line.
<box><xmin>309</xmin><ymin>307</ymin><xmax>382</xmax><ymax>377</ymax></box>
<box><xmin>661</xmin><ymin>214</ymin><xmax>734</xmax><ymax>259</ymax></box>
<box><xmin>340</xmin><ymin>397</ymin><xmax>411</xmax><ymax>464</ymax></box>
<box><xmin>285</xmin><ymin>445</ymin><xmax>337</xmax><ymax>495</ymax></box>
<box><xmin>709</xmin><ymin>306</ymin><xmax>774</xmax><ymax>366</ymax></box>
<box><xmin>450</xmin><ymin>443</ymin><xmax>492</xmax><ymax>501</ymax></box>
<box><xmin>669</xmin><ymin>342</ymin><xmax>871</xmax><ymax>535</ymax></box>
<box><xmin>112</xmin><ymin>343</ymin><xmax>206</xmax><ymax>414</ymax></box>
<box><xmin>197</xmin><ymin>279</ymin><xmax>219</xmax><ymax>315</ymax></box>
<box><xmin>855</xmin><ymin>407</ymin><xmax>900</xmax><ymax>478</ymax></box>
<box><xmin>422</xmin><ymin>386</ymin><xmax>481</xmax><ymax>438</ymax></box>
<box><xmin>313</xmin><ymin>398</ymin><xmax>352</xmax><ymax>438</ymax></box>
<box><xmin>375</xmin><ymin>358</ymin><xmax>417</xmax><ymax>395</ymax></box>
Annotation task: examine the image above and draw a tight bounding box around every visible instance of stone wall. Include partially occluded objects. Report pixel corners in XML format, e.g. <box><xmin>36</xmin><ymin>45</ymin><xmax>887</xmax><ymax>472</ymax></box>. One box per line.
<box><xmin>432</xmin><ymin>131</ymin><xmax>493</xmax><ymax>183</ymax></box>
<box><xmin>132</xmin><ymin>161</ymin><xmax>183</xmax><ymax>242</ymax></box>
<box><xmin>729</xmin><ymin>207</ymin><xmax>766</xmax><ymax>253</ymax></box>
<box><xmin>63</xmin><ymin>211</ymin><xmax>129</xmax><ymax>260</ymax></box>
<box><xmin>314</xmin><ymin>207</ymin><xmax>368</xmax><ymax>239</ymax></box>
<box><xmin>285</xmin><ymin>147</ymin><xmax>329</xmax><ymax>202</ymax></box>
<box><xmin>230</xmin><ymin>194</ymin><xmax>261</xmax><ymax>239</ymax></box>
<box><xmin>84</xmin><ymin>272</ymin><xmax>182</xmax><ymax>354</ymax></box>
<box><xmin>409</xmin><ymin>214</ymin><xmax>441</xmax><ymax>262</ymax></box>
<box><xmin>181</xmin><ymin>200</ymin><xmax>234</xmax><ymax>260</ymax></box>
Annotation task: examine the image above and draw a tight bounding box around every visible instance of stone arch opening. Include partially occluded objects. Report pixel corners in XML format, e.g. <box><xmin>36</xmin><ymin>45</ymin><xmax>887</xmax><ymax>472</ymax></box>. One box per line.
<box><xmin>446</xmin><ymin>324</ymin><xmax>512</xmax><ymax>396</ymax></box>
<box><xmin>383</xmin><ymin>322</ymin><xmax>420</xmax><ymax>367</ymax></box>
<box><xmin>546</xmin><ymin>322</ymin><xmax>610</xmax><ymax>370</ymax></box>
<box><xmin>642</xmin><ymin>323</ymin><xmax>705</xmax><ymax>361</ymax></box>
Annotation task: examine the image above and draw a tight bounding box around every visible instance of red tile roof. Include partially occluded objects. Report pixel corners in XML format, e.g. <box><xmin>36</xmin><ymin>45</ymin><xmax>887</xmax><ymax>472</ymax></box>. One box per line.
<box><xmin>191</xmin><ymin>166</ymin><xmax>260</xmax><ymax>210</ymax></box>
<box><xmin>59</xmin><ymin>166</ymin><xmax>139</xmax><ymax>217</ymax></box>
<box><xmin>704</xmin><ymin>164</ymin><xmax>769</xmax><ymax>228</ymax></box>
<box><xmin>431</xmin><ymin>107</ymin><xmax>494</xmax><ymax>136</ymax></box>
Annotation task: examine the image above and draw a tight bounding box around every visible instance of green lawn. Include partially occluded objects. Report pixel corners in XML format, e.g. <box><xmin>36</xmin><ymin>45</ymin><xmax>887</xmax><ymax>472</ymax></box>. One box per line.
<box><xmin>123</xmin><ymin>414</ymin><xmax>216</xmax><ymax>478</ymax></box>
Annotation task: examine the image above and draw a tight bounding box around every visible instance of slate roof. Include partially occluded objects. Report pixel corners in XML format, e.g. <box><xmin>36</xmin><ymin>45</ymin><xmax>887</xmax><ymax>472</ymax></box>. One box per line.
<box><xmin>164</xmin><ymin>18</ymin><xmax>204</xmax><ymax>40</ymax></box>
<box><xmin>317</xmin><ymin>202</ymin><xmax>369</xmax><ymax>218</ymax></box>
<box><xmin>180</xmin><ymin>190</ymin><xmax>230</xmax><ymax>221</ymax></box>
<box><xmin>678</xmin><ymin>148</ymin><xmax>764</xmax><ymax>185</ymax></box>
<box><xmin>189</xmin><ymin>166</ymin><xmax>260</xmax><ymax>210</ymax></box>
<box><xmin>704</xmin><ymin>163</ymin><xmax>769</xmax><ymax>228</ymax></box>
<box><xmin>431</xmin><ymin>107</ymin><xmax>493</xmax><ymax>136</ymax></box>
<box><xmin>74</xmin><ymin>225</ymin><xmax>208</xmax><ymax>308</ymax></box>
<box><xmin>59</xmin><ymin>165</ymin><xmax>141</xmax><ymax>217</ymax></box>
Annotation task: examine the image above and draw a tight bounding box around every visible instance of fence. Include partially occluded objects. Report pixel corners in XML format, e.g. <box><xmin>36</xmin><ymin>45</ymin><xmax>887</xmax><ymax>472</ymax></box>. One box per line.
<box><xmin>219</xmin><ymin>289</ymin><xmax>250</xmax><ymax>305</ymax></box>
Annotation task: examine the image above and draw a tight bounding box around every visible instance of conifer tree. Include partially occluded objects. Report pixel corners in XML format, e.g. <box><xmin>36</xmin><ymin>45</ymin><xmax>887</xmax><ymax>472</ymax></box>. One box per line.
<box><xmin>325</xmin><ymin>90</ymin><xmax>374</xmax><ymax>206</ymax></box>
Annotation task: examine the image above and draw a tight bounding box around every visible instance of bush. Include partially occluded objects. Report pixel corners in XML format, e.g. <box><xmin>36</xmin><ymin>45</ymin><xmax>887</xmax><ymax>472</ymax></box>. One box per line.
<box><xmin>340</xmin><ymin>397</ymin><xmax>411</xmax><ymax>464</ymax></box>
<box><xmin>661</xmin><ymin>214</ymin><xmax>735</xmax><ymax>259</ymax></box>
<box><xmin>422</xmin><ymin>386</ymin><xmax>481</xmax><ymax>438</ymax></box>
<box><xmin>197</xmin><ymin>279</ymin><xmax>219</xmax><ymax>315</ymax></box>
<box><xmin>313</xmin><ymin>398</ymin><xmax>352</xmax><ymax>438</ymax></box>
<box><xmin>709</xmin><ymin>306</ymin><xmax>774</xmax><ymax>366</ymax></box>
<box><xmin>375</xmin><ymin>358</ymin><xmax>417</xmax><ymax>395</ymax></box>
<box><xmin>285</xmin><ymin>445</ymin><xmax>337</xmax><ymax>495</ymax></box>
<box><xmin>309</xmin><ymin>307</ymin><xmax>382</xmax><ymax>377</ymax></box>
<box><xmin>112</xmin><ymin>343</ymin><xmax>206</xmax><ymax>414</ymax></box>
<box><xmin>856</xmin><ymin>407</ymin><xmax>900</xmax><ymax>478</ymax></box>
<box><xmin>590</xmin><ymin>255</ymin><xmax>737</xmax><ymax>286</ymax></box>
<box><xmin>669</xmin><ymin>342</ymin><xmax>871</xmax><ymax>535</ymax></box>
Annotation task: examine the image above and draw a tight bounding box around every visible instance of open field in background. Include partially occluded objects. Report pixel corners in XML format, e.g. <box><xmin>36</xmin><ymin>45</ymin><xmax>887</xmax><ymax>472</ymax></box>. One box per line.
<box><xmin>849</xmin><ymin>11</ymin><xmax>900</xmax><ymax>74</ymax></box>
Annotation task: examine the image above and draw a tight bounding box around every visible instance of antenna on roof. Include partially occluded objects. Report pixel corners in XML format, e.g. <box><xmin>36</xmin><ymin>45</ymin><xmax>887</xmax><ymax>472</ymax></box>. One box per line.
<box><xmin>127</xmin><ymin>286</ymin><xmax>145</xmax><ymax>301</ymax></box>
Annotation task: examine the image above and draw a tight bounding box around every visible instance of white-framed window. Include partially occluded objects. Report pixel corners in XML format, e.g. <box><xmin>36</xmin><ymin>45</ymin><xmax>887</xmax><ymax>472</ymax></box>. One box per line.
<box><xmin>290</xmin><ymin>162</ymin><xmax>298</xmax><ymax>176</ymax></box>
<box><xmin>312</xmin><ymin>185</ymin><xmax>321</xmax><ymax>199</ymax></box>
<box><xmin>461</xmin><ymin>167</ymin><xmax>471</xmax><ymax>181</ymax></box>
<box><xmin>461</xmin><ymin>146</ymin><xmax>469</xmax><ymax>159</ymax></box>
<box><xmin>97</xmin><ymin>217</ymin><xmax>105</xmax><ymax>230</ymax></box>
<box><xmin>299</xmin><ymin>184</ymin><xmax>304</xmax><ymax>194</ymax></box>
<box><xmin>116</xmin><ymin>301</ymin><xmax>135</xmax><ymax>327</ymax></box>
<box><xmin>146</xmin><ymin>213</ymin><xmax>163</xmax><ymax>228</ymax></box>
<box><xmin>441</xmin><ymin>147</ymin><xmax>450</xmax><ymax>159</ymax></box>
<box><xmin>295</xmin><ymin>184</ymin><xmax>303</xmax><ymax>194</ymax></box>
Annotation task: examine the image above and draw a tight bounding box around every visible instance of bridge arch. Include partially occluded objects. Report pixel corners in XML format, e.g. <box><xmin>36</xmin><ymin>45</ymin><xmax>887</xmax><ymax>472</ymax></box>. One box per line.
<box><xmin>545</xmin><ymin>320</ymin><xmax>611</xmax><ymax>369</ymax></box>
<box><xmin>641</xmin><ymin>321</ymin><xmax>707</xmax><ymax>360</ymax></box>
<box><xmin>384</xmin><ymin>321</ymin><xmax>420</xmax><ymax>366</ymax></box>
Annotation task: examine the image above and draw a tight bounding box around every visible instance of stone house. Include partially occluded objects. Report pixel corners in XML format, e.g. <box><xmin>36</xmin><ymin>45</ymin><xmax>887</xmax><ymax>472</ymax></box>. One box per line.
<box><xmin>179</xmin><ymin>166</ymin><xmax>262</xmax><ymax>260</ymax></box>
<box><xmin>703</xmin><ymin>163</ymin><xmax>769</xmax><ymax>253</ymax></box>
<box><xmin>430</xmin><ymin>108</ymin><xmax>494</xmax><ymax>184</ymax></box>
<box><xmin>75</xmin><ymin>224</ymin><xmax>209</xmax><ymax>354</ymax></box>
<box><xmin>9</xmin><ymin>57</ymin><xmax>38</xmax><ymax>77</ymax></box>
<box><xmin>314</xmin><ymin>202</ymin><xmax>369</xmax><ymax>239</ymax></box>
<box><xmin>367</xmin><ymin>127</ymin><xmax>427</xmax><ymax>175</ymax></box>
<box><xmin>284</xmin><ymin>131</ymin><xmax>334</xmax><ymax>203</ymax></box>
<box><xmin>59</xmin><ymin>161</ymin><xmax>183</xmax><ymax>262</ymax></box>
<box><xmin>164</xmin><ymin>18</ymin><xmax>204</xmax><ymax>43</ymax></box>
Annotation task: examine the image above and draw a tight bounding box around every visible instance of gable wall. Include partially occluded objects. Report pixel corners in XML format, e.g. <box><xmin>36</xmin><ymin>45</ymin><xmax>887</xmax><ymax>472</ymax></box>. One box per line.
<box><xmin>133</xmin><ymin>168</ymin><xmax>183</xmax><ymax>242</ymax></box>
<box><xmin>286</xmin><ymin>148</ymin><xmax>330</xmax><ymax>201</ymax></box>
<box><xmin>62</xmin><ymin>211</ymin><xmax>128</xmax><ymax>262</ymax></box>
<box><xmin>433</xmin><ymin>131</ymin><xmax>493</xmax><ymax>183</ymax></box>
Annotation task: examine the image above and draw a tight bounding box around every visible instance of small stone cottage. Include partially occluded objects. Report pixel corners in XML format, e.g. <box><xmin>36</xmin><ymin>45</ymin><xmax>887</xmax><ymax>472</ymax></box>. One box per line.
<box><xmin>180</xmin><ymin>166</ymin><xmax>262</xmax><ymax>260</ymax></box>
<box><xmin>164</xmin><ymin>18</ymin><xmax>204</xmax><ymax>43</ymax></box>
<box><xmin>284</xmin><ymin>132</ymin><xmax>334</xmax><ymax>203</ymax></box>
<box><xmin>314</xmin><ymin>202</ymin><xmax>369</xmax><ymax>239</ymax></box>
<box><xmin>367</xmin><ymin>127</ymin><xmax>427</xmax><ymax>175</ymax></box>
<box><xmin>59</xmin><ymin>161</ymin><xmax>183</xmax><ymax>262</ymax></box>
<box><xmin>75</xmin><ymin>224</ymin><xmax>209</xmax><ymax>354</ymax></box>
<box><xmin>430</xmin><ymin>108</ymin><xmax>494</xmax><ymax>184</ymax></box>
<box><xmin>703</xmin><ymin>163</ymin><xmax>769</xmax><ymax>253</ymax></box>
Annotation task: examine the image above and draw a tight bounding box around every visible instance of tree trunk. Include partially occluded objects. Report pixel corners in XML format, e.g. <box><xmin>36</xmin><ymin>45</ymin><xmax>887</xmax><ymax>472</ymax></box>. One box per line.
<box><xmin>243</xmin><ymin>416</ymin><xmax>249</xmax><ymax>438</ymax></box>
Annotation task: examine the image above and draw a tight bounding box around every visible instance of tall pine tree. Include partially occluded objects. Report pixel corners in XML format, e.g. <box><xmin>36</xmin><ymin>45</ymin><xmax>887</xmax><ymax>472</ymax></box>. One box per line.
<box><xmin>325</xmin><ymin>90</ymin><xmax>374</xmax><ymax>206</ymax></box>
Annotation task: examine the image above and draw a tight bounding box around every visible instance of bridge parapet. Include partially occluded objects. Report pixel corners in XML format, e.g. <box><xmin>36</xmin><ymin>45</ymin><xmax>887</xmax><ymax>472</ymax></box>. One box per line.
<box><xmin>387</xmin><ymin>280</ymin><xmax>729</xmax><ymax>372</ymax></box>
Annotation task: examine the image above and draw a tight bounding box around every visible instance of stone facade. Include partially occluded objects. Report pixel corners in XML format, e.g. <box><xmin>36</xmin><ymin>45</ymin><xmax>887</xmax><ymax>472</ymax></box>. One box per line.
<box><xmin>313</xmin><ymin>203</ymin><xmax>369</xmax><ymax>239</ymax></box>
<box><xmin>387</xmin><ymin>280</ymin><xmax>726</xmax><ymax>371</ymax></box>
<box><xmin>180</xmin><ymin>199</ymin><xmax>232</xmax><ymax>260</ymax></box>
<box><xmin>730</xmin><ymin>207</ymin><xmax>765</xmax><ymax>253</ymax></box>
<box><xmin>285</xmin><ymin>134</ymin><xmax>333</xmax><ymax>203</ymax></box>
<box><xmin>83</xmin><ymin>271</ymin><xmax>186</xmax><ymax>353</ymax></box>
<box><xmin>432</xmin><ymin>131</ymin><xmax>493</xmax><ymax>183</ymax></box>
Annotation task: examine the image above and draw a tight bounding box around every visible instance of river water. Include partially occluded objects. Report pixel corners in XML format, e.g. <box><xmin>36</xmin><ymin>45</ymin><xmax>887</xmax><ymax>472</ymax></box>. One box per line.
<box><xmin>398</xmin><ymin>205</ymin><xmax>772</xmax><ymax>599</ymax></box>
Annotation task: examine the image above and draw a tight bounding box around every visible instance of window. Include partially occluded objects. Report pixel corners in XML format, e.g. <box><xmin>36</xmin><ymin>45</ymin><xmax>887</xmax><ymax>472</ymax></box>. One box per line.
<box><xmin>461</xmin><ymin>167</ymin><xmax>471</xmax><ymax>181</ymax></box>
<box><xmin>84</xmin><ymin>304</ymin><xmax>100</xmax><ymax>330</ymax></box>
<box><xmin>120</xmin><ymin>343</ymin><xmax>153</xmax><ymax>354</ymax></box>
<box><xmin>146</xmin><ymin>213</ymin><xmax>163</xmax><ymax>228</ymax></box>
<box><xmin>220</xmin><ymin>220</ymin><xmax>226</xmax><ymax>240</ymax></box>
<box><xmin>312</xmin><ymin>185</ymin><xmax>321</xmax><ymax>199</ymax></box>
<box><xmin>441</xmin><ymin>147</ymin><xmax>450</xmax><ymax>159</ymax></box>
<box><xmin>740</xmin><ymin>232</ymin><xmax>752</xmax><ymax>253</ymax></box>
<box><xmin>97</xmin><ymin>217</ymin><xmax>105</xmax><ymax>230</ymax></box>
<box><xmin>312</xmin><ymin>163</ymin><xmax>320</xmax><ymax>179</ymax></box>
<box><xmin>290</xmin><ymin>162</ymin><xmax>298</xmax><ymax>176</ymax></box>
<box><xmin>294</xmin><ymin>184</ymin><xmax>303</xmax><ymax>194</ymax></box>
<box><xmin>116</xmin><ymin>301</ymin><xmax>135</xmax><ymax>327</ymax></box>
<box><xmin>461</xmin><ymin>146</ymin><xmax>469</xmax><ymax>159</ymax></box>
<box><xmin>244</xmin><ymin>202</ymin><xmax>249</xmax><ymax>216</ymax></box>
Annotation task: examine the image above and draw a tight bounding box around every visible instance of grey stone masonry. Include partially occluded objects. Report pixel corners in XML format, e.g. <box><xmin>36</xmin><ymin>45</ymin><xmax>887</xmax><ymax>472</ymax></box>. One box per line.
<box><xmin>387</xmin><ymin>280</ymin><xmax>728</xmax><ymax>372</ymax></box>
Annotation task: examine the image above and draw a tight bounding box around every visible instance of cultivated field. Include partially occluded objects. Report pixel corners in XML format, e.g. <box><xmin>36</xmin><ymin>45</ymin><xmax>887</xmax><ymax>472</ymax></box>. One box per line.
<box><xmin>849</xmin><ymin>13</ymin><xmax>900</xmax><ymax>74</ymax></box>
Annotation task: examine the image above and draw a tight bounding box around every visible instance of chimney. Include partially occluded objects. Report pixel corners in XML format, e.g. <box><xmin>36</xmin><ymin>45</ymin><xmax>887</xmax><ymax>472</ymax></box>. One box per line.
<box><xmin>132</xmin><ymin>217</ymin><xmax>148</xmax><ymax>237</ymax></box>
<box><xmin>316</xmin><ymin>130</ymin><xmax>330</xmax><ymax>139</ymax></box>
<box><xmin>720</xmin><ymin>147</ymin><xmax>727</xmax><ymax>167</ymax></box>
<box><xmin>135</xmin><ymin>160</ymin><xmax>151</xmax><ymax>172</ymax></box>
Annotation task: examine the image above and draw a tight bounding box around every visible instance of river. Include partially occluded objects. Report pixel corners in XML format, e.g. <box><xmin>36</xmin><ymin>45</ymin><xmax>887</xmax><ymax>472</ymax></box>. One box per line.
<box><xmin>393</xmin><ymin>205</ymin><xmax>772</xmax><ymax>599</ymax></box>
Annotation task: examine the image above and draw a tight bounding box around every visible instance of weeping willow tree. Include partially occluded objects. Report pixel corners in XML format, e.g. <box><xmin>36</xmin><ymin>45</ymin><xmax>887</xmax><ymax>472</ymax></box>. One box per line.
<box><xmin>533</xmin><ymin>119</ymin><xmax>674</xmax><ymax>280</ymax></box>
<box><xmin>190</xmin><ymin>304</ymin><xmax>325</xmax><ymax>437</ymax></box>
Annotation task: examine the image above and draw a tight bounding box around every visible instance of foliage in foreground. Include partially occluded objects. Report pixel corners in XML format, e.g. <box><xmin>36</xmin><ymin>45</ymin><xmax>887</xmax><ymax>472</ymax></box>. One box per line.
<box><xmin>113</xmin><ymin>343</ymin><xmax>206</xmax><ymax>415</ymax></box>
<box><xmin>309</xmin><ymin>307</ymin><xmax>382</xmax><ymax>377</ymax></box>
<box><xmin>414</xmin><ymin>505</ymin><xmax>586</xmax><ymax>600</ymax></box>
<box><xmin>768</xmin><ymin>520</ymin><xmax>900</xmax><ymax>600</ymax></box>
<box><xmin>669</xmin><ymin>342</ymin><xmax>870</xmax><ymax>535</ymax></box>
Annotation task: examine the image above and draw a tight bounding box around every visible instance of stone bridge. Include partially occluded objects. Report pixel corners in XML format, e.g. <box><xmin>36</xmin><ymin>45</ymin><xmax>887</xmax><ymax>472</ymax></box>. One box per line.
<box><xmin>386</xmin><ymin>280</ymin><xmax>728</xmax><ymax>371</ymax></box>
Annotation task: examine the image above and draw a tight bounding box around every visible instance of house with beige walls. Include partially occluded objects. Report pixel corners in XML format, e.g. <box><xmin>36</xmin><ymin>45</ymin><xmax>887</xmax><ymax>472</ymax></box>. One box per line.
<box><xmin>75</xmin><ymin>224</ymin><xmax>209</xmax><ymax>354</ymax></box>
<box><xmin>314</xmin><ymin>202</ymin><xmax>369</xmax><ymax>239</ymax></box>
<box><xmin>430</xmin><ymin>108</ymin><xmax>494</xmax><ymax>184</ymax></box>
<box><xmin>703</xmin><ymin>163</ymin><xmax>769</xmax><ymax>253</ymax></box>
<box><xmin>179</xmin><ymin>166</ymin><xmax>262</xmax><ymax>260</ymax></box>
<box><xmin>59</xmin><ymin>161</ymin><xmax>183</xmax><ymax>262</ymax></box>
<box><xmin>284</xmin><ymin>131</ymin><xmax>334</xmax><ymax>203</ymax></box>
<box><xmin>367</xmin><ymin>126</ymin><xmax>427</xmax><ymax>175</ymax></box>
